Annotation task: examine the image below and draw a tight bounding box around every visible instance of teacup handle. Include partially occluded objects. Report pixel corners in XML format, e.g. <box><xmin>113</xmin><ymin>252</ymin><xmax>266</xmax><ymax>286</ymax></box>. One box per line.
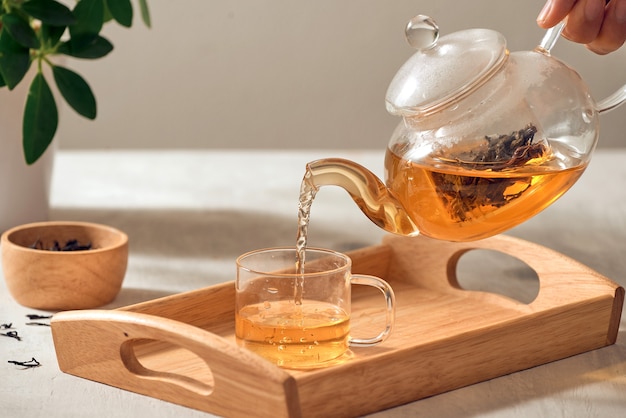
<box><xmin>348</xmin><ymin>274</ymin><xmax>396</xmax><ymax>347</ymax></box>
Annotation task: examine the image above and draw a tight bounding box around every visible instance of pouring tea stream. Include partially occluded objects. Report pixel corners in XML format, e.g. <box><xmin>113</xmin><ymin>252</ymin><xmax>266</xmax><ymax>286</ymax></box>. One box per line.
<box><xmin>300</xmin><ymin>15</ymin><xmax>626</xmax><ymax>242</ymax></box>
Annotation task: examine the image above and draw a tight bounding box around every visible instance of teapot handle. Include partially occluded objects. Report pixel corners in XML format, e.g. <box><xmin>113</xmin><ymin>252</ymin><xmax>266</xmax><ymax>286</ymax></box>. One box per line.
<box><xmin>538</xmin><ymin>21</ymin><xmax>565</xmax><ymax>53</ymax></box>
<box><xmin>596</xmin><ymin>85</ymin><xmax>626</xmax><ymax>114</ymax></box>
<box><xmin>539</xmin><ymin>21</ymin><xmax>626</xmax><ymax>114</ymax></box>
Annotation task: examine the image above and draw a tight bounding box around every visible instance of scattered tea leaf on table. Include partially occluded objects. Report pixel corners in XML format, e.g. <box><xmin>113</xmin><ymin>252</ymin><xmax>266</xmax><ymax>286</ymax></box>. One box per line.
<box><xmin>8</xmin><ymin>358</ymin><xmax>41</xmax><ymax>368</ymax></box>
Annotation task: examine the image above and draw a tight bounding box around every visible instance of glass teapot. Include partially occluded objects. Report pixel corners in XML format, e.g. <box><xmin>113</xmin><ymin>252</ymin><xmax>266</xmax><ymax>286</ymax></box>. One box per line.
<box><xmin>304</xmin><ymin>15</ymin><xmax>626</xmax><ymax>242</ymax></box>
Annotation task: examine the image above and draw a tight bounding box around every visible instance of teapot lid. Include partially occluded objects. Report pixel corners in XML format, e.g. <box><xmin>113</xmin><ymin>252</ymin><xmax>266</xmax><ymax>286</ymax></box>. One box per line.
<box><xmin>385</xmin><ymin>15</ymin><xmax>508</xmax><ymax>117</ymax></box>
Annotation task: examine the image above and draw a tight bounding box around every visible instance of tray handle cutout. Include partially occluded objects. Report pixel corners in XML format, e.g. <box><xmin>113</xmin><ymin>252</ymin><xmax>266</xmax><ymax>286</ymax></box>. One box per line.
<box><xmin>378</xmin><ymin>234</ymin><xmax>624</xmax><ymax>315</ymax></box>
<box><xmin>52</xmin><ymin>310</ymin><xmax>300</xmax><ymax>417</ymax></box>
<box><xmin>455</xmin><ymin>249</ymin><xmax>540</xmax><ymax>304</ymax></box>
<box><xmin>120</xmin><ymin>338</ymin><xmax>214</xmax><ymax>396</ymax></box>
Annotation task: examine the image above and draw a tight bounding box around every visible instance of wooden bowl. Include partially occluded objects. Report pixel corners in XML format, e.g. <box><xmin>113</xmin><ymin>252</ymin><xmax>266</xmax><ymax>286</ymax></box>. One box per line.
<box><xmin>1</xmin><ymin>221</ymin><xmax>129</xmax><ymax>310</ymax></box>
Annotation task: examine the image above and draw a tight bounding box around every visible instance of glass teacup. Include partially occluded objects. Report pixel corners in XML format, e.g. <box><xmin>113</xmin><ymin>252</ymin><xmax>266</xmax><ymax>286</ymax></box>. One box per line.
<box><xmin>235</xmin><ymin>247</ymin><xmax>395</xmax><ymax>369</ymax></box>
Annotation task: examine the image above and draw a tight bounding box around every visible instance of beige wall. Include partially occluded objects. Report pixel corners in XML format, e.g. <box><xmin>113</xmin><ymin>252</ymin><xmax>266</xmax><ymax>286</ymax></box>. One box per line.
<box><xmin>56</xmin><ymin>0</ymin><xmax>626</xmax><ymax>150</ymax></box>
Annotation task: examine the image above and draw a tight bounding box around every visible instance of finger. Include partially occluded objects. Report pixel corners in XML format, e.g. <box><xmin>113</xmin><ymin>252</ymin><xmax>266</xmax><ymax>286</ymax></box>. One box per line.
<box><xmin>561</xmin><ymin>0</ymin><xmax>605</xmax><ymax>44</ymax></box>
<box><xmin>537</xmin><ymin>0</ymin><xmax>579</xmax><ymax>28</ymax></box>
<box><xmin>586</xmin><ymin>0</ymin><xmax>626</xmax><ymax>53</ymax></box>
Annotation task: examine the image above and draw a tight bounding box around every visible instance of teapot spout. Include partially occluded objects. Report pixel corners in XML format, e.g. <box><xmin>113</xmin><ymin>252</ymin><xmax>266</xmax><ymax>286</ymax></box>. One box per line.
<box><xmin>304</xmin><ymin>158</ymin><xmax>420</xmax><ymax>236</ymax></box>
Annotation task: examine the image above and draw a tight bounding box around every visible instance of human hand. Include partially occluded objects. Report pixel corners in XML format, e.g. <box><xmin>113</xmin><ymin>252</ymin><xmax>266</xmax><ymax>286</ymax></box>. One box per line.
<box><xmin>537</xmin><ymin>0</ymin><xmax>626</xmax><ymax>54</ymax></box>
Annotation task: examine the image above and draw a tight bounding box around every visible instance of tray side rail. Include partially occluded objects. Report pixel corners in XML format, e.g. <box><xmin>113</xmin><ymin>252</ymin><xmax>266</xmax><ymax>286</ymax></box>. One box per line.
<box><xmin>119</xmin><ymin>281</ymin><xmax>235</xmax><ymax>331</ymax></box>
<box><xmin>51</xmin><ymin>310</ymin><xmax>302</xmax><ymax>418</ymax></box>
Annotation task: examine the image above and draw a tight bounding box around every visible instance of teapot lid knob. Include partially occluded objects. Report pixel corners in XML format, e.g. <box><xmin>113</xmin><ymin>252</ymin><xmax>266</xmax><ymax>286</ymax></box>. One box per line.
<box><xmin>405</xmin><ymin>15</ymin><xmax>439</xmax><ymax>50</ymax></box>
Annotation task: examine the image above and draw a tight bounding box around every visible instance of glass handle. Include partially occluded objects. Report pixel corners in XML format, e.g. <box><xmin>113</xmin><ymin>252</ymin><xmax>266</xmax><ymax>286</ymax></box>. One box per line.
<box><xmin>537</xmin><ymin>21</ymin><xmax>565</xmax><ymax>53</ymax></box>
<box><xmin>536</xmin><ymin>21</ymin><xmax>626</xmax><ymax>114</ymax></box>
<box><xmin>596</xmin><ymin>84</ymin><xmax>626</xmax><ymax>114</ymax></box>
<box><xmin>348</xmin><ymin>274</ymin><xmax>396</xmax><ymax>347</ymax></box>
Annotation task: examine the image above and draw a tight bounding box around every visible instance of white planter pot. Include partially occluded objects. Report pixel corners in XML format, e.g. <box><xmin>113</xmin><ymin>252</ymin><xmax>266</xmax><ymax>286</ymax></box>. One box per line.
<box><xmin>0</xmin><ymin>78</ymin><xmax>55</xmax><ymax>233</ymax></box>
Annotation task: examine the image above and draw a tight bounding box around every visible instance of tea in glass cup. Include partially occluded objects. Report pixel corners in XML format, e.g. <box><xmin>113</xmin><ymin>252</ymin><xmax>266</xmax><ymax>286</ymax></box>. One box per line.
<box><xmin>235</xmin><ymin>247</ymin><xmax>395</xmax><ymax>369</ymax></box>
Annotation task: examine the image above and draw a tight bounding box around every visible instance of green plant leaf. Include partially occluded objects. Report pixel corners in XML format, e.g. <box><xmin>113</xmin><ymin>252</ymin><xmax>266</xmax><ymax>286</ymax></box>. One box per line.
<box><xmin>21</xmin><ymin>0</ymin><xmax>76</xmax><ymax>27</ymax></box>
<box><xmin>1</xmin><ymin>13</ymin><xmax>40</xmax><ymax>49</ymax></box>
<box><xmin>0</xmin><ymin>72</ymin><xmax>6</xmax><ymax>88</ymax></box>
<box><xmin>106</xmin><ymin>0</ymin><xmax>133</xmax><ymax>27</ymax></box>
<box><xmin>40</xmin><ymin>23</ymin><xmax>66</xmax><ymax>46</ymax></box>
<box><xmin>23</xmin><ymin>72</ymin><xmax>58</xmax><ymax>165</ymax></box>
<box><xmin>52</xmin><ymin>65</ymin><xmax>96</xmax><ymax>119</ymax></box>
<box><xmin>0</xmin><ymin>30</ymin><xmax>31</xmax><ymax>89</ymax></box>
<box><xmin>102</xmin><ymin>2</ymin><xmax>114</xmax><ymax>23</ymax></box>
<box><xmin>139</xmin><ymin>0</ymin><xmax>151</xmax><ymax>28</ymax></box>
<box><xmin>58</xmin><ymin>35</ymin><xmax>113</xmax><ymax>59</ymax></box>
<box><xmin>70</xmin><ymin>0</ymin><xmax>104</xmax><ymax>42</ymax></box>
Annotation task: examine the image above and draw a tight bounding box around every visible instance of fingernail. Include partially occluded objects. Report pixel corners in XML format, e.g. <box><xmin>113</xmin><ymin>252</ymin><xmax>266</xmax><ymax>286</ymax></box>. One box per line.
<box><xmin>537</xmin><ymin>0</ymin><xmax>553</xmax><ymax>24</ymax></box>
<box><xmin>587</xmin><ymin>44</ymin><xmax>610</xmax><ymax>55</ymax></box>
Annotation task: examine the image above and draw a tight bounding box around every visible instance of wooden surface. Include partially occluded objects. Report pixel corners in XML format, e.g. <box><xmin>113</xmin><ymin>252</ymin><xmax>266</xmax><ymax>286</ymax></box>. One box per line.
<box><xmin>50</xmin><ymin>235</ymin><xmax>622</xmax><ymax>417</ymax></box>
<box><xmin>1</xmin><ymin>221</ymin><xmax>128</xmax><ymax>310</ymax></box>
<box><xmin>1</xmin><ymin>150</ymin><xmax>625</xmax><ymax>417</ymax></box>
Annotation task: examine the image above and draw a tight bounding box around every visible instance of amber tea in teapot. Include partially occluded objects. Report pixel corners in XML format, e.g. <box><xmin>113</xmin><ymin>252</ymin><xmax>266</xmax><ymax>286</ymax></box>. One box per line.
<box><xmin>384</xmin><ymin>124</ymin><xmax>586</xmax><ymax>241</ymax></box>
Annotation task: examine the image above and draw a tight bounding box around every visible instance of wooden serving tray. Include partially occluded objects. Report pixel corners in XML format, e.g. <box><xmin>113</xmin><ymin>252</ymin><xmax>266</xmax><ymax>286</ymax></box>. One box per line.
<box><xmin>51</xmin><ymin>234</ymin><xmax>624</xmax><ymax>418</ymax></box>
